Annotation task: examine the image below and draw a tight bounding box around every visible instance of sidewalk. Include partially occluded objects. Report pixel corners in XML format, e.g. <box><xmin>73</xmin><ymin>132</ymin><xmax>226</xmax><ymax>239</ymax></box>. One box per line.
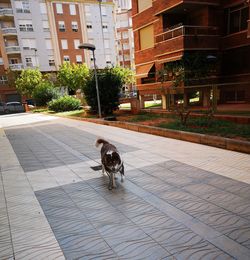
<box><xmin>0</xmin><ymin>113</ymin><xmax>250</xmax><ymax>259</ymax></box>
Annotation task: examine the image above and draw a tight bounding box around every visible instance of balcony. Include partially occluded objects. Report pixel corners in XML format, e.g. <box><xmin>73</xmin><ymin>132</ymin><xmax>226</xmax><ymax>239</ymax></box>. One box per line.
<box><xmin>155</xmin><ymin>25</ymin><xmax>219</xmax><ymax>57</ymax></box>
<box><xmin>153</xmin><ymin>0</ymin><xmax>220</xmax><ymax>15</ymax></box>
<box><xmin>0</xmin><ymin>8</ymin><xmax>13</xmax><ymax>18</ymax></box>
<box><xmin>1</xmin><ymin>27</ymin><xmax>17</xmax><ymax>36</ymax></box>
<box><xmin>9</xmin><ymin>63</ymin><xmax>24</xmax><ymax>70</ymax></box>
<box><xmin>5</xmin><ymin>46</ymin><xmax>21</xmax><ymax>54</ymax></box>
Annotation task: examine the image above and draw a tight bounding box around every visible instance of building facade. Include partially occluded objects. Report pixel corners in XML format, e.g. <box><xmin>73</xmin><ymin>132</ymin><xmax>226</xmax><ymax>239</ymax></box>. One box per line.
<box><xmin>115</xmin><ymin>0</ymin><xmax>134</xmax><ymax>69</ymax></box>
<box><xmin>132</xmin><ymin>0</ymin><xmax>250</xmax><ymax>108</ymax></box>
<box><xmin>0</xmin><ymin>0</ymin><xmax>117</xmax><ymax>102</ymax></box>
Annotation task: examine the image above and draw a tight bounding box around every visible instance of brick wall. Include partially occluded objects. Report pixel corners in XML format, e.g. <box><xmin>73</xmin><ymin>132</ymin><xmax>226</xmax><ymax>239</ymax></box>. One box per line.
<box><xmin>53</xmin><ymin>3</ymin><xmax>84</xmax><ymax>64</ymax></box>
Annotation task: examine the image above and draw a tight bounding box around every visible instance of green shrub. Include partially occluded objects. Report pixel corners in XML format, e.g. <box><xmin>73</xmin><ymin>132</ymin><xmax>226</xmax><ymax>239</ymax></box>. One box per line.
<box><xmin>33</xmin><ymin>81</ymin><xmax>59</xmax><ymax>106</ymax></box>
<box><xmin>48</xmin><ymin>96</ymin><xmax>81</xmax><ymax>112</ymax></box>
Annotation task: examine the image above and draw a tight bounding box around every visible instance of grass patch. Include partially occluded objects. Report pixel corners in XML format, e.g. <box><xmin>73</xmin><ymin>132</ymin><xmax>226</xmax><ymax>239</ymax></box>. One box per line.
<box><xmin>128</xmin><ymin>113</ymin><xmax>164</xmax><ymax>122</ymax></box>
<box><xmin>158</xmin><ymin>117</ymin><xmax>250</xmax><ymax>140</ymax></box>
<box><xmin>32</xmin><ymin>108</ymin><xmax>49</xmax><ymax>113</ymax></box>
<box><xmin>55</xmin><ymin>109</ymin><xmax>85</xmax><ymax>117</ymax></box>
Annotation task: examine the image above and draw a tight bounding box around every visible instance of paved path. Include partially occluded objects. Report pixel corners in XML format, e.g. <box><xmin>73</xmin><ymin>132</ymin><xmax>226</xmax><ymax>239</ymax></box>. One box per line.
<box><xmin>0</xmin><ymin>113</ymin><xmax>250</xmax><ymax>260</ymax></box>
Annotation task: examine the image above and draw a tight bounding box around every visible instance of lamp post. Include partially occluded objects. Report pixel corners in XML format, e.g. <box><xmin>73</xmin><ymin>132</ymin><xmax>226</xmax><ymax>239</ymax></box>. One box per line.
<box><xmin>78</xmin><ymin>43</ymin><xmax>102</xmax><ymax>118</ymax></box>
<box><xmin>34</xmin><ymin>48</ymin><xmax>37</xmax><ymax>67</ymax></box>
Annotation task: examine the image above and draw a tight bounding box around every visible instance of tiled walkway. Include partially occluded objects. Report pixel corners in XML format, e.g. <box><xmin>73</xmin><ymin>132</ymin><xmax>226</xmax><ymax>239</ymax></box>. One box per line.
<box><xmin>0</xmin><ymin>113</ymin><xmax>250</xmax><ymax>259</ymax></box>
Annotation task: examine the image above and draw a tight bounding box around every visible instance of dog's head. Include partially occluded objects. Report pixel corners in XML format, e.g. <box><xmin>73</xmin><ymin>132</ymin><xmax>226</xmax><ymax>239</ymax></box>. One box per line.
<box><xmin>103</xmin><ymin>151</ymin><xmax>122</xmax><ymax>173</ymax></box>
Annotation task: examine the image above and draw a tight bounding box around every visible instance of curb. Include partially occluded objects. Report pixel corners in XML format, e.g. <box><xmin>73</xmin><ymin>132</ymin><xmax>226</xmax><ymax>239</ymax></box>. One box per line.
<box><xmin>52</xmin><ymin>114</ymin><xmax>250</xmax><ymax>154</ymax></box>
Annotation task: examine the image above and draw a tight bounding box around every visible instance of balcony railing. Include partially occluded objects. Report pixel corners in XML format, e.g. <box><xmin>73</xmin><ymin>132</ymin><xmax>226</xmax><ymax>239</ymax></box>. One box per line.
<box><xmin>9</xmin><ymin>63</ymin><xmax>24</xmax><ymax>70</ymax></box>
<box><xmin>155</xmin><ymin>25</ymin><xmax>219</xmax><ymax>43</ymax></box>
<box><xmin>16</xmin><ymin>8</ymin><xmax>30</xmax><ymax>13</ymax></box>
<box><xmin>0</xmin><ymin>8</ymin><xmax>13</xmax><ymax>16</ymax></box>
<box><xmin>1</xmin><ymin>27</ymin><xmax>17</xmax><ymax>35</ymax></box>
<box><xmin>5</xmin><ymin>46</ymin><xmax>21</xmax><ymax>54</ymax></box>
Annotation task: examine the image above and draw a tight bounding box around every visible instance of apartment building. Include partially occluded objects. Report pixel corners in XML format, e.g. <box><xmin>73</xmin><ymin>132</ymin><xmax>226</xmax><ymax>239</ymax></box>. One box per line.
<box><xmin>115</xmin><ymin>0</ymin><xmax>135</xmax><ymax>70</ymax></box>
<box><xmin>0</xmin><ymin>0</ymin><xmax>117</xmax><ymax>102</ymax></box>
<box><xmin>132</xmin><ymin>0</ymin><xmax>250</xmax><ymax>108</ymax></box>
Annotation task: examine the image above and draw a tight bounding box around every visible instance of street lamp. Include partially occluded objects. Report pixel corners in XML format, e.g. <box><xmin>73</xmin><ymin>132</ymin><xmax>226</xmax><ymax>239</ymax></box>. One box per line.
<box><xmin>78</xmin><ymin>43</ymin><xmax>102</xmax><ymax>118</ymax></box>
<box><xmin>34</xmin><ymin>48</ymin><xmax>37</xmax><ymax>67</ymax></box>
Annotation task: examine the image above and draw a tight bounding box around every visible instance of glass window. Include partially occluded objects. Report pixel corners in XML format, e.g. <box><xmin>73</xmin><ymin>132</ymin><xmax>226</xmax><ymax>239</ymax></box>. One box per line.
<box><xmin>85</xmin><ymin>5</ymin><xmax>91</xmax><ymax>16</ymax></box>
<box><xmin>87</xmin><ymin>23</ymin><xmax>93</xmax><ymax>32</ymax></box>
<box><xmin>56</xmin><ymin>3</ymin><xmax>63</xmax><ymax>14</ymax></box>
<box><xmin>63</xmin><ymin>56</ymin><xmax>70</xmax><ymax>62</ymax></box>
<box><xmin>76</xmin><ymin>55</ymin><xmax>82</xmax><ymax>64</ymax></box>
<box><xmin>58</xmin><ymin>21</ymin><xmax>65</xmax><ymax>32</ymax></box>
<box><xmin>45</xmin><ymin>39</ymin><xmax>52</xmax><ymax>49</ymax></box>
<box><xmin>104</xmin><ymin>39</ymin><xmax>109</xmax><ymax>49</ymax></box>
<box><xmin>25</xmin><ymin>57</ymin><xmax>33</xmax><ymax>67</ymax></box>
<box><xmin>74</xmin><ymin>39</ymin><xmax>80</xmax><ymax>49</ymax></box>
<box><xmin>101</xmin><ymin>6</ymin><xmax>107</xmax><ymax>16</ymax></box>
<box><xmin>72</xmin><ymin>21</ymin><xmax>78</xmax><ymax>32</ymax></box>
<box><xmin>61</xmin><ymin>39</ymin><xmax>68</xmax><ymax>49</ymax></box>
<box><xmin>106</xmin><ymin>54</ymin><xmax>111</xmax><ymax>64</ymax></box>
<box><xmin>49</xmin><ymin>56</ymin><xmax>55</xmax><ymax>66</ymax></box>
<box><xmin>102</xmin><ymin>23</ymin><xmax>108</xmax><ymax>32</ymax></box>
<box><xmin>40</xmin><ymin>3</ymin><xmax>47</xmax><ymax>14</ymax></box>
<box><xmin>42</xmin><ymin>21</ymin><xmax>49</xmax><ymax>32</ymax></box>
<box><xmin>69</xmin><ymin>4</ymin><xmax>76</xmax><ymax>15</ymax></box>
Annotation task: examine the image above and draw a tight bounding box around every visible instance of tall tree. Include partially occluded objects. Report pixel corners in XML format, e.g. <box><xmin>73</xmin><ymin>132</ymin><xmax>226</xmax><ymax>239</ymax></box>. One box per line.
<box><xmin>15</xmin><ymin>68</ymin><xmax>42</xmax><ymax>97</ymax></box>
<box><xmin>82</xmin><ymin>67</ymin><xmax>128</xmax><ymax>115</ymax></box>
<box><xmin>57</xmin><ymin>62</ymin><xmax>89</xmax><ymax>93</ymax></box>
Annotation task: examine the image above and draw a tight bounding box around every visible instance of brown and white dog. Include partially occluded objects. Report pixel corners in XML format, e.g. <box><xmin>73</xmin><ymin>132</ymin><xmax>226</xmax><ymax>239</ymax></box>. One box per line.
<box><xmin>95</xmin><ymin>138</ymin><xmax>124</xmax><ymax>190</ymax></box>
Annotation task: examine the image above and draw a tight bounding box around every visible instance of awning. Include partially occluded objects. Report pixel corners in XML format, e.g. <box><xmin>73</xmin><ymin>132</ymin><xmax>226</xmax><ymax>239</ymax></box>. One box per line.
<box><xmin>136</xmin><ymin>63</ymin><xmax>154</xmax><ymax>78</ymax></box>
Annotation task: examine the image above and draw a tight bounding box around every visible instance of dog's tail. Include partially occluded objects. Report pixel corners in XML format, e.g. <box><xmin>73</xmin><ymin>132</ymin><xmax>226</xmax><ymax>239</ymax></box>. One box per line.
<box><xmin>95</xmin><ymin>138</ymin><xmax>109</xmax><ymax>148</ymax></box>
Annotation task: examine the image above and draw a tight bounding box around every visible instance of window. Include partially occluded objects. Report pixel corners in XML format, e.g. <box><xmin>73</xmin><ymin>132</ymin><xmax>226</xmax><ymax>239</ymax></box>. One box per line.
<box><xmin>106</xmin><ymin>54</ymin><xmax>111</xmax><ymax>64</ymax></box>
<box><xmin>85</xmin><ymin>5</ymin><xmax>91</xmax><ymax>16</ymax></box>
<box><xmin>117</xmin><ymin>32</ymin><xmax>121</xmax><ymax>39</ymax></box>
<box><xmin>0</xmin><ymin>57</ymin><xmax>3</xmax><ymax>65</ymax></box>
<box><xmin>58</xmin><ymin>21</ymin><xmax>65</xmax><ymax>32</ymax></box>
<box><xmin>124</xmin><ymin>54</ymin><xmax>130</xmax><ymax>61</ymax></box>
<box><xmin>19</xmin><ymin>20</ymin><xmax>33</xmax><ymax>32</ymax></box>
<box><xmin>225</xmin><ymin>4</ymin><xmax>249</xmax><ymax>35</ymax></box>
<box><xmin>137</xmin><ymin>0</ymin><xmax>152</xmax><ymax>13</ymax></box>
<box><xmin>61</xmin><ymin>39</ymin><xmax>68</xmax><ymax>49</ymax></box>
<box><xmin>72</xmin><ymin>21</ymin><xmax>78</xmax><ymax>32</ymax></box>
<box><xmin>101</xmin><ymin>6</ymin><xmax>107</xmax><ymax>16</ymax></box>
<box><xmin>123</xmin><ymin>43</ymin><xmax>129</xmax><ymax>50</ymax></box>
<box><xmin>15</xmin><ymin>1</ymin><xmax>30</xmax><ymax>13</ymax></box>
<box><xmin>49</xmin><ymin>56</ymin><xmax>55</xmax><ymax>66</ymax></box>
<box><xmin>25</xmin><ymin>57</ymin><xmax>33</xmax><ymax>67</ymax></box>
<box><xmin>42</xmin><ymin>21</ymin><xmax>49</xmax><ymax>32</ymax></box>
<box><xmin>104</xmin><ymin>39</ymin><xmax>109</xmax><ymax>49</ymax></box>
<box><xmin>63</xmin><ymin>56</ymin><xmax>70</xmax><ymax>62</ymax></box>
<box><xmin>102</xmin><ymin>23</ymin><xmax>108</xmax><ymax>32</ymax></box>
<box><xmin>122</xmin><ymin>31</ymin><xmax>128</xmax><ymax>39</ymax></box>
<box><xmin>69</xmin><ymin>4</ymin><xmax>76</xmax><ymax>15</ymax></box>
<box><xmin>86</xmin><ymin>23</ymin><xmax>93</xmax><ymax>32</ymax></box>
<box><xmin>0</xmin><ymin>75</ymin><xmax>8</xmax><ymax>85</ymax></box>
<box><xmin>76</xmin><ymin>55</ymin><xmax>82</xmax><ymax>64</ymax></box>
<box><xmin>45</xmin><ymin>39</ymin><xmax>52</xmax><ymax>50</ymax></box>
<box><xmin>56</xmin><ymin>3</ymin><xmax>63</xmax><ymax>14</ymax></box>
<box><xmin>22</xmin><ymin>39</ymin><xmax>36</xmax><ymax>50</ymax></box>
<box><xmin>40</xmin><ymin>3</ymin><xmax>47</xmax><ymax>14</ymax></box>
<box><xmin>74</xmin><ymin>39</ymin><xmax>80</xmax><ymax>49</ymax></box>
<box><xmin>139</xmin><ymin>24</ymin><xmax>154</xmax><ymax>50</ymax></box>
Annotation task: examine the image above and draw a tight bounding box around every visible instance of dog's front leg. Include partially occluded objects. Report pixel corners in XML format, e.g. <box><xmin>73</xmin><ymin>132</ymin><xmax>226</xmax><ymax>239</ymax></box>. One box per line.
<box><xmin>112</xmin><ymin>173</ymin><xmax>116</xmax><ymax>188</ymax></box>
<box><xmin>108</xmin><ymin>173</ymin><xmax>113</xmax><ymax>190</ymax></box>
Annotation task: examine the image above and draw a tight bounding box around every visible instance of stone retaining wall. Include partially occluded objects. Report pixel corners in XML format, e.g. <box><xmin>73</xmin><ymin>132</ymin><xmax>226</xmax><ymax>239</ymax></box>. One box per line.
<box><xmin>58</xmin><ymin>115</ymin><xmax>250</xmax><ymax>154</ymax></box>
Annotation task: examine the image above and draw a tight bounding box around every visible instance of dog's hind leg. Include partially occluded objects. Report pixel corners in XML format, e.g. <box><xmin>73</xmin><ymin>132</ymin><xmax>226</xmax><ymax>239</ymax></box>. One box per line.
<box><xmin>102</xmin><ymin>165</ymin><xmax>105</xmax><ymax>176</ymax></box>
<box><xmin>120</xmin><ymin>164</ymin><xmax>125</xmax><ymax>182</ymax></box>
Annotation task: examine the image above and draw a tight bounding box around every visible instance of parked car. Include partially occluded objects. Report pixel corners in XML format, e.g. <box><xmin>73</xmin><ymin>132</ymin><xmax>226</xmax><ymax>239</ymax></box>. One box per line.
<box><xmin>0</xmin><ymin>102</ymin><xmax>5</xmax><ymax>114</ymax></box>
<box><xmin>4</xmin><ymin>102</ymin><xmax>25</xmax><ymax>113</ymax></box>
